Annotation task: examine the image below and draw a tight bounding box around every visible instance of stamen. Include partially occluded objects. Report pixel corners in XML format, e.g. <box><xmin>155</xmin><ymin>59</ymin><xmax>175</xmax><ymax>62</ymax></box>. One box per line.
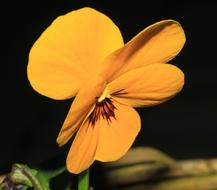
<box><xmin>88</xmin><ymin>98</ymin><xmax>116</xmax><ymax>126</ymax></box>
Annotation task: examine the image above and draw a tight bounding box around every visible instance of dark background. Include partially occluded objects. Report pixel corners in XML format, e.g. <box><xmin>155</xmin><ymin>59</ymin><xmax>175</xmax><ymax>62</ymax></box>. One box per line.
<box><xmin>1</xmin><ymin>0</ymin><xmax>217</xmax><ymax>175</ymax></box>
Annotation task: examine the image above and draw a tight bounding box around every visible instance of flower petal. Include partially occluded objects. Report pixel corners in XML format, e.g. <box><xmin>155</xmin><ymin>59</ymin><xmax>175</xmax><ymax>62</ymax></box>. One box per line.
<box><xmin>95</xmin><ymin>99</ymin><xmax>141</xmax><ymax>161</ymax></box>
<box><xmin>100</xmin><ymin>20</ymin><xmax>185</xmax><ymax>81</ymax></box>
<box><xmin>66</xmin><ymin>119</ymin><xmax>99</xmax><ymax>174</ymax></box>
<box><xmin>108</xmin><ymin>63</ymin><xmax>184</xmax><ymax>107</ymax></box>
<box><xmin>27</xmin><ymin>7</ymin><xmax>123</xmax><ymax>99</ymax></box>
<box><xmin>56</xmin><ymin>76</ymin><xmax>106</xmax><ymax>146</ymax></box>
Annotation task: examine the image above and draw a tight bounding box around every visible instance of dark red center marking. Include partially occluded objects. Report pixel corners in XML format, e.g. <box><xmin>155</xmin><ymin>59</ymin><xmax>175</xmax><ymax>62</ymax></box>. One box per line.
<box><xmin>88</xmin><ymin>98</ymin><xmax>116</xmax><ymax>126</ymax></box>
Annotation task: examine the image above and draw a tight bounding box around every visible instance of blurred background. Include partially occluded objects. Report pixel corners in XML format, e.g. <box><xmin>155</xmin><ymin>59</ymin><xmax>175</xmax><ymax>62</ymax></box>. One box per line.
<box><xmin>1</xmin><ymin>0</ymin><xmax>217</xmax><ymax>183</ymax></box>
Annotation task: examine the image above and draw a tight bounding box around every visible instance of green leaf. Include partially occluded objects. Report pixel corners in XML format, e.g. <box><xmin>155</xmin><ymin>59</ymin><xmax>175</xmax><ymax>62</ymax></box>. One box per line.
<box><xmin>1</xmin><ymin>164</ymin><xmax>67</xmax><ymax>190</ymax></box>
<box><xmin>41</xmin><ymin>166</ymin><xmax>66</xmax><ymax>180</ymax></box>
<box><xmin>35</xmin><ymin>166</ymin><xmax>67</xmax><ymax>190</ymax></box>
<box><xmin>35</xmin><ymin>172</ymin><xmax>51</xmax><ymax>190</ymax></box>
<box><xmin>9</xmin><ymin>164</ymin><xmax>36</xmax><ymax>187</ymax></box>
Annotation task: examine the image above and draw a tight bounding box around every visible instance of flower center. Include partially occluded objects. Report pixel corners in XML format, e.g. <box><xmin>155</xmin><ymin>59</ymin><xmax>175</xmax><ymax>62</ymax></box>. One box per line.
<box><xmin>97</xmin><ymin>87</ymin><xmax>111</xmax><ymax>102</ymax></box>
<box><xmin>88</xmin><ymin>87</ymin><xmax>116</xmax><ymax>126</ymax></box>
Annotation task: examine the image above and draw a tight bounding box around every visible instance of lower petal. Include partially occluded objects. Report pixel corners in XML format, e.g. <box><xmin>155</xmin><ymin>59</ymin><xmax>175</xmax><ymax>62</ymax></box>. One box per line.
<box><xmin>66</xmin><ymin>119</ymin><xmax>99</xmax><ymax>174</ymax></box>
<box><xmin>95</xmin><ymin>99</ymin><xmax>141</xmax><ymax>161</ymax></box>
<box><xmin>57</xmin><ymin>76</ymin><xmax>106</xmax><ymax>146</ymax></box>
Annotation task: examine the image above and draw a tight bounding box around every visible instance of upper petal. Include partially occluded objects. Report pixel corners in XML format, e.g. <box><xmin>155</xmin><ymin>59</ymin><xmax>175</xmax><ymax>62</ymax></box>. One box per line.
<box><xmin>108</xmin><ymin>63</ymin><xmax>184</xmax><ymax>107</ymax></box>
<box><xmin>99</xmin><ymin>20</ymin><xmax>185</xmax><ymax>81</ymax></box>
<box><xmin>95</xmin><ymin>99</ymin><xmax>141</xmax><ymax>161</ymax></box>
<box><xmin>27</xmin><ymin>7</ymin><xmax>123</xmax><ymax>99</ymax></box>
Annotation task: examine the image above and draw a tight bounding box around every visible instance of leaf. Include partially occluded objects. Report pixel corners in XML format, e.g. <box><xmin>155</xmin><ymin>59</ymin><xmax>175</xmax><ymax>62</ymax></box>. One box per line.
<box><xmin>41</xmin><ymin>166</ymin><xmax>66</xmax><ymax>180</ymax></box>
<box><xmin>0</xmin><ymin>163</ymin><xmax>67</xmax><ymax>190</ymax></box>
<box><xmin>35</xmin><ymin>166</ymin><xmax>67</xmax><ymax>190</ymax></box>
<box><xmin>35</xmin><ymin>172</ymin><xmax>51</xmax><ymax>190</ymax></box>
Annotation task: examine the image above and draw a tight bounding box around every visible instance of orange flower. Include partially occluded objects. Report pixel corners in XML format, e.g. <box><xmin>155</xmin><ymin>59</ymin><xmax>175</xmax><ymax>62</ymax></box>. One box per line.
<box><xmin>27</xmin><ymin>7</ymin><xmax>185</xmax><ymax>174</ymax></box>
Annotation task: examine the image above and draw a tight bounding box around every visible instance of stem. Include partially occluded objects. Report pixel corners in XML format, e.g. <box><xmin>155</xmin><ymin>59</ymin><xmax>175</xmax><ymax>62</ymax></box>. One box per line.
<box><xmin>78</xmin><ymin>169</ymin><xmax>89</xmax><ymax>190</ymax></box>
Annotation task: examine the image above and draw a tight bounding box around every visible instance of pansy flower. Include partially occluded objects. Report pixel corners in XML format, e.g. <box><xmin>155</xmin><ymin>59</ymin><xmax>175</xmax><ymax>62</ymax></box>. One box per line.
<box><xmin>27</xmin><ymin>7</ymin><xmax>185</xmax><ymax>174</ymax></box>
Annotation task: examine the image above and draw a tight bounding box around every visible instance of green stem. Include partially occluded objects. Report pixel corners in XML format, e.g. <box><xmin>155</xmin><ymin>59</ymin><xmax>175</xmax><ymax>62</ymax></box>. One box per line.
<box><xmin>78</xmin><ymin>169</ymin><xmax>89</xmax><ymax>190</ymax></box>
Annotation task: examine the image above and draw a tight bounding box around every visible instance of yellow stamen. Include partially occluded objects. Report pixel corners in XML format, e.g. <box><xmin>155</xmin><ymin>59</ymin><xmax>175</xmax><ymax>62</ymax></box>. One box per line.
<box><xmin>98</xmin><ymin>87</ymin><xmax>111</xmax><ymax>102</ymax></box>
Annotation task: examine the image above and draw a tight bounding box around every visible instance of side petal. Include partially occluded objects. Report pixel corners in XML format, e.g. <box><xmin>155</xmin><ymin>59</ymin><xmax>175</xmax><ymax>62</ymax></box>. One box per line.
<box><xmin>56</xmin><ymin>76</ymin><xmax>106</xmax><ymax>146</ymax></box>
<box><xmin>28</xmin><ymin>7</ymin><xmax>123</xmax><ymax>99</ymax></box>
<box><xmin>66</xmin><ymin>119</ymin><xmax>99</xmax><ymax>174</ymax></box>
<box><xmin>99</xmin><ymin>20</ymin><xmax>185</xmax><ymax>81</ymax></box>
<box><xmin>95</xmin><ymin>99</ymin><xmax>141</xmax><ymax>161</ymax></box>
<box><xmin>108</xmin><ymin>63</ymin><xmax>184</xmax><ymax>107</ymax></box>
